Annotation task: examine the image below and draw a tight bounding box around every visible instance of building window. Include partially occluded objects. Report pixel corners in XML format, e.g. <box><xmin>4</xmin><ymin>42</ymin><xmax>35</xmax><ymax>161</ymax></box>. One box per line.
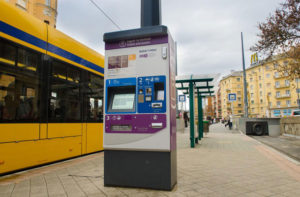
<box><xmin>251</xmin><ymin>100</ymin><xmax>254</xmax><ymax>104</ymax></box>
<box><xmin>237</xmin><ymin>78</ymin><xmax>240</xmax><ymax>82</ymax></box>
<box><xmin>250</xmin><ymin>85</ymin><xmax>253</xmax><ymax>90</ymax></box>
<box><xmin>277</xmin><ymin>101</ymin><xmax>281</xmax><ymax>108</ymax></box>
<box><xmin>46</xmin><ymin>0</ymin><xmax>51</xmax><ymax>6</ymax></box>
<box><xmin>269</xmin><ymin>102</ymin><xmax>272</xmax><ymax>107</ymax></box>
<box><xmin>17</xmin><ymin>0</ymin><xmax>27</xmax><ymax>9</ymax></box>
<box><xmin>286</xmin><ymin>90</ymin><xmax>290</xmax><ymax>96</ymax></box>
<box><xmin>297</xmin><ymin>88</ymin><xmax>300</xmax><ymax>93</ymax></box>
<box><xmin>276</xmin><ymin>91</ymin><xmax>280</xmax><ymax>97</ymax></box>
<box><xmin>266</xmin><ymin>73</ymin><xmax>270</xmax><ymax>78</ymax></box>
<box><xmin>261</xmin><ymin>107</ymin><xmax>263</xmax><ymax>111</ymax></box>
<box><xmin>266</xmin><ymin>65</ymin><xmax>269</xmax><ymax>70</ymax></box>
<box><xmin>251</xmin><ymin>108</ymin><xmax>255</xmax><ymax>112</ymax></box>
<box><xmin>238</xmin><ymin>97</ymin><xmax>241</xmax><ymax>101</ymax></box>
<box><xmin>286</xmin><ymin>100</ymin><xmax>290</xmax><ymax>107</ymax></box>
<box><xmin>267</xmin><ymin>83</ymin><xmax>271</xmax><ymax>87</ymax></box>
<box><xmin>260</xmin><ymin>91</ymin><xmax>262</xmax><ymax>96</ymax></box>
<box><xmin>238</xmin><ymin>110</ymin><xmax>242</xmax><ymax>113</ymax></box>
<box><xmin>260</xmin><ymin>99</ymin><xmax>263</xmax><ymax>103</ymax></box>
<box><xmin>268</xmin><ymin>92</ymin><xmax>271</xmax><ymax>97</ymax></box>
<box><xmin>251</xmin><ymin>93</ymin><xmax>254</xmax><ymax>98</ymax></box>
<box><xmin>274</xmin><ymin>63</ymin><xmax>278</xmax><ymax>69</ymax></box>
<box><xmin>250</xmin><ymin>78</ymin><xmax>253</xmax><ymax>82</ymax></box>
<box><xmin>238</xmin><ymin>104</ymin><xmax>242</xmax><ymax>107</ymax></box>
<box><xmin>259</xmin><ymin>76</ymin><xmax>261</xmax><ymax>80</ymax></box>
<box><xmin>259</xmin><ymin>83</ymin><xmax>262</xmax><ymax>88</ymax></box>
<box><xmin>275</xmin><ymin>81</ymin><xmax>280</xmax><ymax>88</ymax></box>
<box><xmin>275</xmin><ymin>72</ymin><xmax>279</xmax><ymax>78</ymax></box>
<box><xmin>285</xmin><ymin>80</ymin><xmax>290</xmax><ymax>86</ymax></box>
<box><xmin>237</xmin><ymin>91</ymin><xmax>241</xmax><ymax>95</ymax></box>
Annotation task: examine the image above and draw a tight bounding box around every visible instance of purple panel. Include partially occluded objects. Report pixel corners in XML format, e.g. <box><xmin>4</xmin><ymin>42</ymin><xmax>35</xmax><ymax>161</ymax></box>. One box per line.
<box><xmin>105</xmin><ymin>114</ymin><xmax>166</xmax><ymax>134</ymax></box>
<box><xmin>105</xmin><ymin>36</ymin><xmax>168</xmax><ymax>50</ymax></box>
<box><xmin>169</xmin><ymin>35</ymin><xmax>177</xmax><ymax>151</ymax></box>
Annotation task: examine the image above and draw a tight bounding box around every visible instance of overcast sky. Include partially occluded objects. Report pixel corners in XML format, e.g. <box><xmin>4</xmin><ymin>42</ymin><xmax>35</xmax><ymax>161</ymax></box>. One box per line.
<box><xmin>56</xmin><ymin>0</ymin><xmax>284</xmax><ymax>76</ymax></box>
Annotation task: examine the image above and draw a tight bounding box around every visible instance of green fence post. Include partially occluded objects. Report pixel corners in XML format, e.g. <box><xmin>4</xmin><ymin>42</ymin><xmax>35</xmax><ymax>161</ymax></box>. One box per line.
<box><xmin>189</xmin><ymin>81</ymin><xmax>195</xmax><ymax>148</ymax></box>
<box><xmin>197</xmin><ymin>90</ymin><xmax>201</xmax><ymax>140</ymax></box>
<box><xmin>198</xmin><ymin>95</ymin><xmax>203</xmax><ymax>139</ymax></box>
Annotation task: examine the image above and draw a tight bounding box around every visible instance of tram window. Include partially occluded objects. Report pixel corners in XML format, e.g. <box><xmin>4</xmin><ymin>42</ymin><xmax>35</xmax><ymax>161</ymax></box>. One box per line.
<box><xmin>18</xmin><ymin>48</ymin><xmax>38</xmax><ymax>72</ymax></box>
<box><xmin>49</xmin><ymin>61</ymin><xmax>81</xmax><ymax>122</ymax></box>
<box><xmin>0</xmin><ymin>40</ymin><xmax>16</xmax><ymax>66</ymax></box>
<box><xmin>86</xmin><ymin>73</ymin><xmax>103</xmax><ymax>122</ymax></box>
<box><xmin>52</xmin><ymin>61</ymin><xmax>67</xmax><ymax>80</ymax></box>
<box><xmin>0</xmin><ymin>70</ymin><xmax>40</xmax><ymax>122</ymax></box>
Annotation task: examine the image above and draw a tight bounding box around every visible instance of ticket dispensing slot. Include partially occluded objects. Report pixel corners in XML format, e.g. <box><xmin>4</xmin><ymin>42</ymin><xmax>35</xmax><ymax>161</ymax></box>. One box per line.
<box><xmin>111</xmin><ymin>124</ymin><xmax>132</xmax><ymax>131</ymax></box>
<box><xmin>151</xmin><ymin>122</ymin><xmax>163</xmax><ymax>128</ymax></box>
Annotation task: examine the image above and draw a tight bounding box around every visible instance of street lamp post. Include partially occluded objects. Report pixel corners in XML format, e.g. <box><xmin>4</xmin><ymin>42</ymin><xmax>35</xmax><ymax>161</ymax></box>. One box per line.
<box><xmin>241</xmin><ymin>32</ymin><xmax>248</xmax><ymax>117</ymax></box>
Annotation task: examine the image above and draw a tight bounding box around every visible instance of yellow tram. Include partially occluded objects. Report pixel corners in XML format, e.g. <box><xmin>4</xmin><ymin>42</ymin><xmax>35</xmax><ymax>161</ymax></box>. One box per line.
<box><xmin>0</xmin><ymin>1</ymin><xmax>104</xmax><ymax>174</ymax></box>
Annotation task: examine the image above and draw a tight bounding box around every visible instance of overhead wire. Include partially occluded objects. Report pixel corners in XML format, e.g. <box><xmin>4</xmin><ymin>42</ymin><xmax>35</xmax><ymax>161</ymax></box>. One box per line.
<box><xmin>89</xmin><ymin>0</ymin><xmax>122</xmax><ymax>30</ymax></box>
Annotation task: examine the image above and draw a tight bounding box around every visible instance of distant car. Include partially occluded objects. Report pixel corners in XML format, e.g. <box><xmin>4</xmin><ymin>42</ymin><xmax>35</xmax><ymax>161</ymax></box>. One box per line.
<box><xmin>292</xmin><ymin>110</ymin><xmax>300</xmax><ymax>116</ymax></box>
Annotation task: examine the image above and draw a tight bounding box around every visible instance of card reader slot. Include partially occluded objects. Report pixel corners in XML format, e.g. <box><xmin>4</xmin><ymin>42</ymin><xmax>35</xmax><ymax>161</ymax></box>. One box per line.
<box><xmin>152</xmin><ymin>102</ymin><xmax>162</xmax><ymax>108</ymax></box>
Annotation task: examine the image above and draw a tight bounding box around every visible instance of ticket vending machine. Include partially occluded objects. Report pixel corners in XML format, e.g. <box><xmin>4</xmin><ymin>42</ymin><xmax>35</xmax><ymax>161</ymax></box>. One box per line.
<box><xmin>103</xmin><ymin>25</ymin><xmax>177</xmax><ymax>190</ymax></box>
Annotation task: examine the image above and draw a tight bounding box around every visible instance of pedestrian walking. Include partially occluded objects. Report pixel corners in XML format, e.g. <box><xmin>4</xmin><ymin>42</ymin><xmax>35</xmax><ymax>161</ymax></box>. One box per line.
<box><xmin>228</xmin><ymin>114</ymin><xmax>233</xmax><ymax>130</ymax></box>
<box><xmin>183</xmin><ymin>111</ymin><xmax>189</xmax><ymax>128</ymax></box>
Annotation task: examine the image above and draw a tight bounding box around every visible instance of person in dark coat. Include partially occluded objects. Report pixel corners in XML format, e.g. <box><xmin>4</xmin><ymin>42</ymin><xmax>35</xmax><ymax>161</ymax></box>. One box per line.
<box><xmin>183</xmin><ymin>111</ymin><xmax>189</xmax><ymax>128</ymax></box>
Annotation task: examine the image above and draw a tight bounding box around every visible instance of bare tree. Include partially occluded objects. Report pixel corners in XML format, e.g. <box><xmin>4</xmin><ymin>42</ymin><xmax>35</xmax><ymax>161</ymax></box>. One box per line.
<box><xmin>251</xmin><ymin>0</ymin><xmax>300</xmax><ymax>79</ymax></box>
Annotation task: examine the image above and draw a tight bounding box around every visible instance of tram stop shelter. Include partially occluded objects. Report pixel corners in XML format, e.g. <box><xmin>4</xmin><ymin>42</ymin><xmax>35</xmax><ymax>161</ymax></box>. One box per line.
<box><xmin>176</xmin><ymin>74</ymin><xmax>218</xmax><ymax>148</ymax></box>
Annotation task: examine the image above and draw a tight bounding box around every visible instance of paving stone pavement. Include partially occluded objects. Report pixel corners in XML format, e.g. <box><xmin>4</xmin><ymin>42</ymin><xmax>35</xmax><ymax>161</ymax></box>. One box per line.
<box><xmin>1</xmin><ymin>123</ymin><xmax>300</xmax><ymax>197</ymax></box>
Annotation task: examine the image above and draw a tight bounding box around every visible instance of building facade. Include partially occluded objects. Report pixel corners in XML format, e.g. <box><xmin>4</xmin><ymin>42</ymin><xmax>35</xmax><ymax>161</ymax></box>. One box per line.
<box><xmin>246</xmin><ymin>58</ymin><xmax>300</xmax><ymax>118</ymax></box>
<box><xmin>215</xmin><ymin>86</ymin><xmax>222</xmax><ymax>120</ymax></box>
<box><xmin>203</xmin><ymin>96</ymin><xmax>214</xmax><ymax>120</ymax></box>
<box><xmin>5</xmin><ymin>0</ymin><xmax>57</xmax><ymax>27</ymax></box>
<box><xmin>219</xmin><ymin>71</ymin><xmax>244</xmax><ymax>118</ymax></box>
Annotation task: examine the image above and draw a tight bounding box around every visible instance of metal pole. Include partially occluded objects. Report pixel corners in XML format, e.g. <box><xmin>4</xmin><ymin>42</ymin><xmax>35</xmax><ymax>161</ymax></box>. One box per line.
<box><xmin>141</xmin><ymin>0</ymin><xmax>161</xmax><ymax>27</ymax></box>
<box><xmin>189</xmin><ymin>82</ymin><xmax>195</xmax><ymax>148</ymax></box>
<box><xmin>197</xmin><ymin>90</ymin><xmax>203</xmax><ymax>140</ymax></box>
<box><xmin>241</xmin><ymin>32</ymin><xmax>248</xmax><ymax>117</ymax></box>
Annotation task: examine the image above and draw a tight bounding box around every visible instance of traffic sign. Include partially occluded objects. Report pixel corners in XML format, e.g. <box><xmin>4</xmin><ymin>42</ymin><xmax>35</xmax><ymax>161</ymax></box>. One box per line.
<box><xmin>228</xmin><ymin>93</ymin><xmax>236</xmax><ymax>102</ymax></box>
<box><xmin>178</xmin><ymin>95</ymin><xmax>186</xmax><ymax>102</ymax></box>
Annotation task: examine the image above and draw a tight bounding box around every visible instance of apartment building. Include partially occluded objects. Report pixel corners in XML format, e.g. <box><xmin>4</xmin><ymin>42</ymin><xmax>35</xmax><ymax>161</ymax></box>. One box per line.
<box><xmin>5</xmin><ymin>0</ymin><xmax>57</xmax><ymax>27</ymax></box>
<box><xmin>214</xmin><ymin>86</ymin><xmax>222</xmax><ymax>120</ymax></box>
<box><xmin>247</xmin><ymin>58</ymin><xmax>300</xmax><ymax>117</ymax></box>
<box><xmin>219</xmin><ymin>71</ymin><xmax>244</xmax><ymax>118</ymax></box>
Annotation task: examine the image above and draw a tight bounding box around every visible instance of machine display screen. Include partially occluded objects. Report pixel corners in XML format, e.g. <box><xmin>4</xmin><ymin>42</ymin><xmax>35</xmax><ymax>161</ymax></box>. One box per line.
<box><xmin>112</xmin><ymin>94</ymin><xmax>135</xmax><ymax>110</ymax></box>
<box><xmin>107</xmin><ymin>85</ymin><xmax>136</xmax><ymax>113</ymax></box>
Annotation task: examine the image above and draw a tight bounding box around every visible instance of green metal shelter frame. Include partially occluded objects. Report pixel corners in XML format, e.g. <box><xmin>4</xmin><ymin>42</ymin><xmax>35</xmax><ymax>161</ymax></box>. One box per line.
<box><xmin>176</xmin><ymin>78</ymin><xmax>214</xmax><ymax>148</ymax></box>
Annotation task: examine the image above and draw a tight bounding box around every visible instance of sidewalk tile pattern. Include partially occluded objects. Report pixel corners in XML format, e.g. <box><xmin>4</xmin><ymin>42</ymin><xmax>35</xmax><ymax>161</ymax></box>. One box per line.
<box><xmin>1</xmin><ymin>123</ymin><xmax>300</xmax><ymax>197</ymax></box>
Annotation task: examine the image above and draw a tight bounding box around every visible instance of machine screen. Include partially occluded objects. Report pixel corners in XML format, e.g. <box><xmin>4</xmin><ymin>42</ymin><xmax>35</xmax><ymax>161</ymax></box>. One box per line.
<box><xmin>107</xmin><ymin>84</ymin><xmax>136</xmax><ymax>113</ymax></box>
<box><xmin>112</xmin><ymin>94</ymin><xmax>135</xmax><ymax>110</ymax></box>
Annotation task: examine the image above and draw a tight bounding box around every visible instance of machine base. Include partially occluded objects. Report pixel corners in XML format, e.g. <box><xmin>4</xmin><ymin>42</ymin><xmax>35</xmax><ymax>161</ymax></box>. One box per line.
<box><xmin>104</xmin><ymin>149</ymin><xmax>177</xmax><ymax>190</ymax></box>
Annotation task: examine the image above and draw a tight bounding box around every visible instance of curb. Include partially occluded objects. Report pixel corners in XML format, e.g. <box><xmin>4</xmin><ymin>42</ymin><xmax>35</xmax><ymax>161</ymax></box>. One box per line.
<box><xmin>239</xmin><ymin>130</ymin><xmax>300</xmax><ymax>166</ymax></box>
